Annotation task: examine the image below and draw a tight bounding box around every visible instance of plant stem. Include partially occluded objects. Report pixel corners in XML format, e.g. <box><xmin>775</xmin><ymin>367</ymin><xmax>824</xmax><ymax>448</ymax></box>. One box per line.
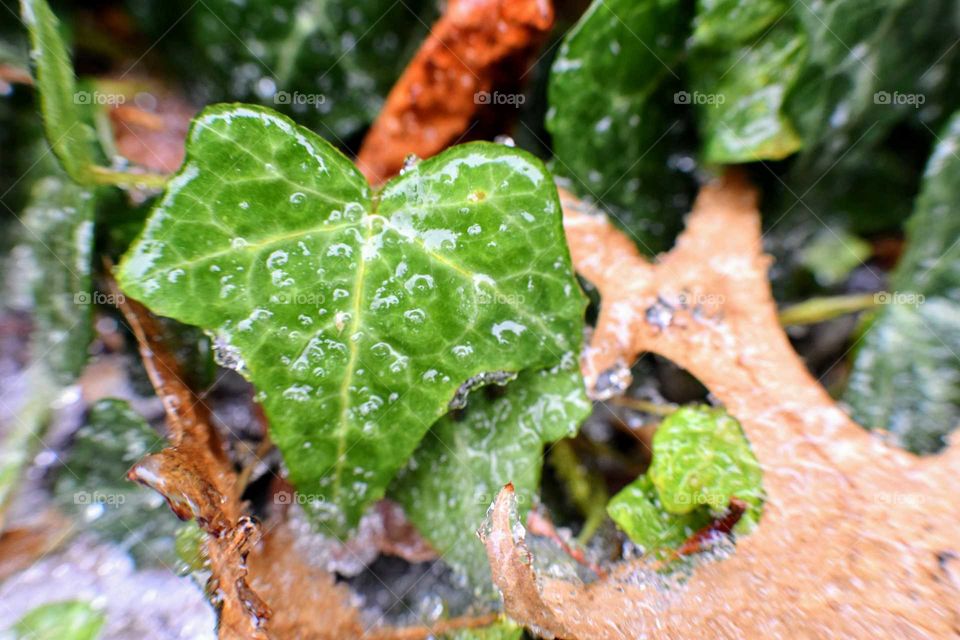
<box><xmin>778</xmin><ymin>293</ymin><xmax>878</xmax><ymax>327</ymax></box>
<box><xmin>608</xmin><ymin>396</ymin><xmax>677</xmax><ymax>416</ymax></box>
<box><xmin>89</xmin><ymin>166</ymin><xmax>169</xmax><ymax>190</ymax></box>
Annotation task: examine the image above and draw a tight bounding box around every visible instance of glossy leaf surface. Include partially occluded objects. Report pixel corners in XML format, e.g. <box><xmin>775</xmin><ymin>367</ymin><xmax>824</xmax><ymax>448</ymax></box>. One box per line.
<box><xmin>118</xmin><ymin>105</ymin><xmax>585</xmax><ymax>534</ymax></box>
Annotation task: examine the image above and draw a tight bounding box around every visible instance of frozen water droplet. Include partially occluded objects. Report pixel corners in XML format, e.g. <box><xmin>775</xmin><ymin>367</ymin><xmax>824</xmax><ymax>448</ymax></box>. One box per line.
<box><xmin>494</xmin><ymin>134</ymin><xmax>516</xmax><ymax>147</ymax></box>
<box><xmin>590</xmin><ymin>362</ymin><xmax>632</xmax><ymax>401</ymax></box>
<box><xmin>399</xmin><ymin>154</ymin><xmax>421</xmax><ymax>174</ymax></box>
<box><xmin>289</xmin><ymin>192</ymin><xmax>306</xmax><ymax>204</ymax></box>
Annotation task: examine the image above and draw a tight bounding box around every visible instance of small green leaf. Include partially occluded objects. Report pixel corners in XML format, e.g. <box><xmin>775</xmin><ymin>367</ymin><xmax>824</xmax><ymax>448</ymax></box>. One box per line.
<box><xmin>648</xmin><ymin>406</ymin><xmax>764</xmax><ymax>520</ymax></box>
<box><xmin>607</xmin><ymin>474</ymin><xmax>711</xmax><ymax>553</ymax></box>
<box><xmin>443</xmin><ymin>618</ymin><xmax>523</xmax><ymax>640</ymax></box>
<box><xmin>21</xmin><ymin>173</ymin><xmax>96</xmax><ymax>383</ymax></box>
<box><xmin>12</xmin><ymin>600</ymin><xmax>105</xmax><ymax>640</ymax></box>
<box><xmin>390</xmin><ymin>357</ymin><xmax>590</xmax><ymax>591</ymax></box>
<box><xmin>799</xmin><ymin>228</ymin><xmax>871</xmax><ymax>287</ymax></box>
<box><xmin>20</xmin><ymin>0</ymin><xmax>97</xmax><ymax>183</ymax></box>
<box><xmin>53</xmin><ymin>399</ymin><xmax>182</xmax><ymax>566</ymax></box>
<box><xmin>546</xmin><ymin>0</ymin><xmax>693</xmax><ymax>248</ymax></box>
<box><xmin>844</xmin><ymin>112</ymin><xmax>960</xmax><ymax>453</ymax></box>
<box><xmin>689</xmin><ymin>7</ymin><xmax>805</xmax><ymax>163</ymax></box>
<box><xmin>691</xmin><ymin>0</ymin><xmax>785</xmax><ymax>47</ymax></box>
<box><xmin>608</xmin><ymin>406</ymin><xmax>764</xmax><ymax>553</ymax></box>
<box><xmin>118</xmin><ymin>104</ymin><xmax>586</xmax><ymax>535</ymax></box>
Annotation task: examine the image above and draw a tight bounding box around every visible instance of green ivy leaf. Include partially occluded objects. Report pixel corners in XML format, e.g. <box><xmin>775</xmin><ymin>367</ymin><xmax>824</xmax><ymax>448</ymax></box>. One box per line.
<box><xmin>118</xmin><ymin>104</ymin><xmax>586</xmax><ymax>535</ymax></box>
<box><xmin>12</xmin><ymin>600</ymin><xmax>104</xmax><ymax>640</ymax></box>
<box><xmin>607</xmin><ymin>474</ymin><xmax>711</xmax><ymax>553</ymax></box>
<box><xmin>689</xmin><ymin>4</ymin><xmax>805</xmax><ymax>163</ymax></box>
<box><xmin>21</xmin><ymin>173</ymin><xmax>95</xmax><ymax>383</ymax></box>
<box><xmin>648</xmin><ymin>406</ymin><xmax>764</xmax><ymax>521</ymax></box>
<box><xmin>608</xmin><ymin>406</ymin><xmax>764</xmax><ymax>553</ymax></box>
<box><xmin>844</xmin><ymin>112</ymin><xmax>960</xmax><ymax>453</ymax></box>
<box><xmin>546</xmin><ymin>0</ymin><xmax>693</xmax><ymax>249</ymax></box>
<box><xmin>390</xmin><ymin>357</ymin><xmax>590</xmax><ymax>591</ymax></box>
<box><xmin>53</xmin><ymin>399</ymin><xmax>183</xmax><ymax>566</ymax></box>
<box><xmin>20</xmin><ymin>0</ymin><xmax>97</xmax><ymax>183</ymax></box>
<box><xmin>691</xmin><ymin>0</ymin><xmax>785</xmax><ymax>47</ymax></box>
<box><xmin>783</xmin><ymin>0</ymin><xmax>958</xmax><ymax>168</ymax></box>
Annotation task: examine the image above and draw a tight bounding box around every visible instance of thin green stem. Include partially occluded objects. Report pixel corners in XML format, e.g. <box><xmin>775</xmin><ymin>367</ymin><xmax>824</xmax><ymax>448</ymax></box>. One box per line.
<box><xmin>779</xmin><ymin>293</ymin><xmax>878</xmax><ymax>327</ymax></box>
<box><xmin>89</xmin><ymin>166</ymin><xmax>169</xmax><ymax>190</ymax></box>
<box><xmin>608</xmin><ymin>396</ymin><xmax>677</xmax><ymax>416</ymax></box>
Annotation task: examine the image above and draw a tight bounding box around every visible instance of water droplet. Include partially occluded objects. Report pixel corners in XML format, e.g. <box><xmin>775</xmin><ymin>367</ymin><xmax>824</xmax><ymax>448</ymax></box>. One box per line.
<box><xmin>289</xmin><ymin>192</ymin><xmax>306</xmax><ymax>205</ymax></box>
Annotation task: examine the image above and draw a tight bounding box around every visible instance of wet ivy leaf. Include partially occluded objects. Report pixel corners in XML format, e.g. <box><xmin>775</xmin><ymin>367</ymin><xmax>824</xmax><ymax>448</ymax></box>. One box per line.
<box><xmin>607</xmin><ymin>406</ymin><xmax>762</xmax><ymax>554</ymax></box>
<box><xmin>546</xmin><ymin>0</ymin><xmax>693</xmax><ymax>249</ymax></box>
<box><xmin>12</xmin><ymin>600</ymin><xmax>105</xmax><ymax>640</ymax></box>
<box><xmin>648</xmin><ymin>406</ymin><xmax>764</xmax><ymax>525</ymax></box>
<box><xmin>607</xmin><ymin>474</ymin><xmax>711</xmax><ymax>553</ymax></box>
<box><xmin>844</xmin><ymin>112</ymin><xmax>960</xmax><ymax>453</ymax></box>
<box><xmin>118</xmin><ymin>104</ymin><xmax>586</xmax><ymax>535</ymax></box>
<box><xmin>689</xmin><ymin>3</ymin><xmax>805</xmax><ymax>163</ymax></box>
<box><xmin>691</xmin><ymin>0</ymin><xmax>785</xmax><ymax>47</ymax></box>
<box><xmin>53</xmin><ymin>398</ymin><xmax>182</xmax><ymax>566</ymax></box>
<box><xmin>783</xmin><ymin>0</ymin><xmax>958</xmax><ymax>168</ymax></box>
<box><xmin>20</xmin><ymin>0</ymin><xmax>97</xmax><ymax>183</ymax></box>
<box><xmin>390</xmin><ymin>357</ymin><xmax>590</xmax><ymax>592</ymax></box>
<box><xmin>133</xmin><ymin>0</ymin><xmax>430</xmax><ymax>141</ymax></box>
<box><xmin>21</xmin><ymin>173</ymin><xmax>95</xmax><ymax>383</ymax></box>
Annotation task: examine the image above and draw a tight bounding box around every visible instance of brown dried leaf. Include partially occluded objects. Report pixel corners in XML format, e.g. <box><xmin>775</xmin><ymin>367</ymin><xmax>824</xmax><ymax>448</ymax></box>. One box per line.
<box><xmin>113</xmin><ymin>283</ymin><xmax>271</xmax><ymax>638</ymax></box>
<box><xmin>0</xmin><ymin>510</ymin><xmax>71</xmax><ymax>582</ymax></box>
<box><xmin>482</xmin><ymin>175</ymin><xmax>960</xmax><ymax>638</ymax></box>
<box><xmin>356</xmin><ymin>0</ymin><xmax>554</xmax><ymax>185</ymax></box>
<box><xmin>110</xmin><ymin>90</ymin><xmax>194</xmax><ymax>174</ymax></box>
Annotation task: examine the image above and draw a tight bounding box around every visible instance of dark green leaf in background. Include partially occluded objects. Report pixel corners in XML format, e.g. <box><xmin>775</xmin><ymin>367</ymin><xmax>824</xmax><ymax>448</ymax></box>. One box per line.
<box><xmin>546</xmin><ymin>0</ymin><xmax>694</xmax><ymax>250</ymax></box>
<box><xmin>391</xmin><ymin>357</ymin><xmax>590</xmax><ymax>593</ymax></box>
<box><xmin>689</xmin><ymin>0</ymin><xmax>805</xmax><ymax>163</ymax></box>
<box><xmin>20</xmin><ymin>172</ymin><xmax>95</xmax><ymax>383</ymax></box>
<box><xmin>129</xmin><ymin>0</ymin><xmax>431</xmax><ymax>141</ymax></box>
<box><xmin>53</xmin><ymin>399</ymin><xmax>182</xmax><ymax>566</ymax></box>
<box><xmin>844</xmin><ymin>112</ymin><xmax>960</xmax><ymax>453</ymax></box>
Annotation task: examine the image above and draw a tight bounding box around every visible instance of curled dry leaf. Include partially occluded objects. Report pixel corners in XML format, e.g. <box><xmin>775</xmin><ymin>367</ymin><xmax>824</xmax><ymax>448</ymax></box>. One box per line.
<box><xmin>113</xmin><ymin>280</ymin><xmax>271</xmax><ymax>639</ymax></box>
<box><xmin>356</xmin><ymin>0</ymin><xmax>554</xmax><ymax>185</ymax></box>
<box><xmin>481</xmin><ymin>176</ymin><xmax>960</xmax><ymax>638</ymax></box>
<box><xmin>113</xmin><ymin>279</ymin><xmax>501</xmax><ymax>639</ymax></box>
